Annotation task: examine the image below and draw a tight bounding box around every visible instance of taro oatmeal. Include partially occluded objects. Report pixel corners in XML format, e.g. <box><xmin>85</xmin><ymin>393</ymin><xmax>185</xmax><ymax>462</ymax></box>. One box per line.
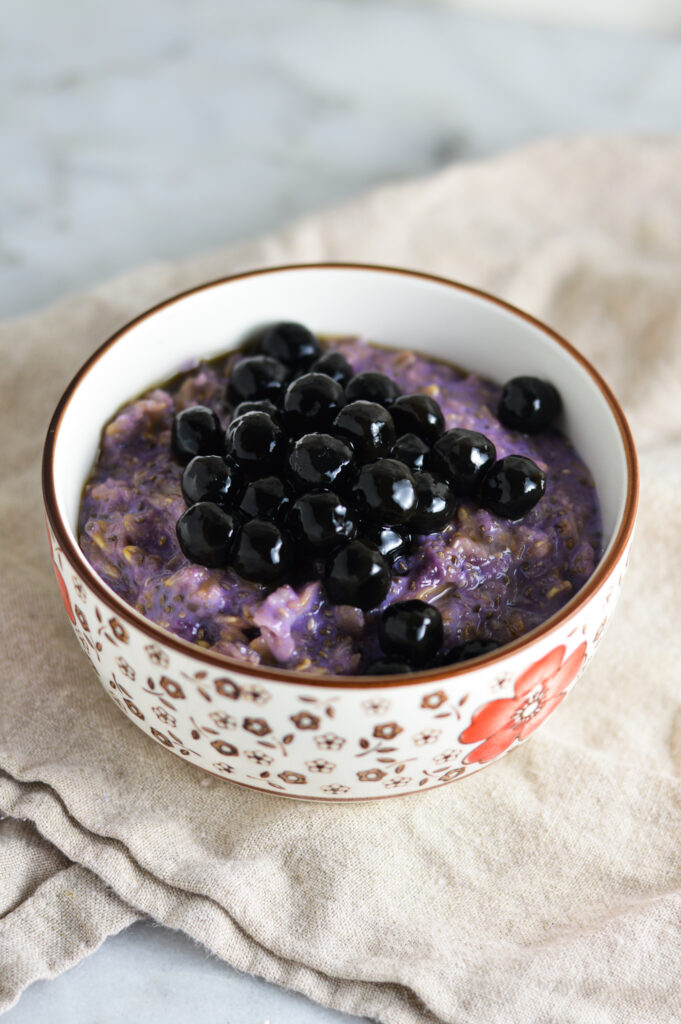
<box><xmin>78</xmin><ymin>323</ymin><xmax>601</xmax><ymax>675</ymax></box>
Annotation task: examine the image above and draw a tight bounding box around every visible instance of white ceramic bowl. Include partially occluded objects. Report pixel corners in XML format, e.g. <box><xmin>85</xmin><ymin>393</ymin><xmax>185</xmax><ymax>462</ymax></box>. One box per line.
<box><xmin>43</xmin><ymin>264</ymin><xmax>638</xmax><ymax>800</ymax></box>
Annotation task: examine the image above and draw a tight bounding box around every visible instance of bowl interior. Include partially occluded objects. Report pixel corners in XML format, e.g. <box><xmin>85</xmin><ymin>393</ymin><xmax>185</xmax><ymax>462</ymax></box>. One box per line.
<box><xmin>50</xmin><ymin>265</ymin><xmax>630</xmax><ymax>573</ymax></box>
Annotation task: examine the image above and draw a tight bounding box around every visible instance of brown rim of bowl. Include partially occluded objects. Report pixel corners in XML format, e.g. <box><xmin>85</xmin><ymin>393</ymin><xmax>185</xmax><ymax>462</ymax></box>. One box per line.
<box><xmin>42</xmin><ymin>262</ymin><xmax>639</xmax><ymax>690</ymax></box>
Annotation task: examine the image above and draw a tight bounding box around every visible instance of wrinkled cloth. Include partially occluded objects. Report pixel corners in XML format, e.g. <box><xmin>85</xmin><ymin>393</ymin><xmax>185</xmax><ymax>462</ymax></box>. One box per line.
<box><xmin>1</xmin><ymin>136</ymin><xmax>681</xmax><ymax>1022</ymax></box>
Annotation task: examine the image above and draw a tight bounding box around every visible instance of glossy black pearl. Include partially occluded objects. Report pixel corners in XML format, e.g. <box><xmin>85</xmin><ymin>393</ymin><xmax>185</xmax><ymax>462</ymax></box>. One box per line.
<box><xmin>354</xmin><ymin>459</ymin><xmax>417</xmax><ymax>525</ymax></box>
<box><xmin>171</xmin><ymin>405</ymin><xmax>223</xmax><ymax>464</ymax></box>
<box><xmin>378</xmin><ymin>599</ymin><xmax>443</xmax><ymax>666</ymax></box>
<box><xmin>391</xmin><ymin>432</ymin><xmax>431</xmax><ymax>473</ymax></box>
<box><xmin>310</xmin><ymin>350</ymin><xmax>353</xmax><ymax>387</ymax></box>
<box><xmin>361</xmin><ymin>523</ymin><xmax>411</xmax><ymax>563</ymax></box>
<box><xmin>181</xmin><ymin>455</ymin><xmax>242</xmax><ymax>507</ymax></box>
<box><xmin>498</xmin><ymin>376</ymin><xmax>561</xmax><ymax>433</ymax></box>
<box><xmin>324</xmin><ymin>541</ymin><xmax>391</xmax><ymax>610</ymax></box>
<box><xmin>287</xmin><ymin>492</ymin><xmax>357</xmax><ymax>555</ymax></box>
<box><xmin>232</xmin><ymin>398</ymin><xmax>280</xmax><ymax>420</ymax></box>
<box><xmin>288</xmin><ymin>433</ymin><xmax>354</xmax><ymax>492</ymax></box>
<box><xmin>225</xmin><ymin>411</ymin><xmax>284</xmax><ymax>470</ymax></box>
<box><xmin>365</xmin><ymin>659</ymin><xmax>413</xmax><ymax>676</ymax></box>
<box><xmin>345</xmin><ymin>371</ymin><xmax>401</xmax><ymax>408</ymax></box>
<box><xmin>176</xmin><ymin>502</ymin><xmax>236</xmax><ymax>568</ymax></box>
<box><xmin>283</xmin><ymin>372</ymin><xmax>346</xmax><ymax>434</ymax></box>
<box><xmin>446</xmin><ymin>638</ymin><xmax>500</xmax><ymax>664</ymax></box>
<box><xmin>480</xmin><ymin>455</ymin><xmax>546</xmax><ymax>518</ymax></box>
<box><xmin>390</xmin><ymin>394</ymin><xmax>445</xmax><ymax>444</ymax></box>
<box><xmin>259</xmin><ymin>321</ymin><xmax>321</xmax><ymax>371</ymax></box>
<box><xmin>433</xmin><ymin>428</ymin><xmax>497</xmax><ymax>496</ymax></box>
<box><xmin>409</xmin><ymin>472</ymin><xmax>456</xmax><ymax>533</ymax></box>
<box><xmin>333</xmin><ymin>401</ymin><xmax>396</xmax><ymax>463</ymax></box>
<box><xmin>238</xmin><ymin>476</ymin><xmax>291</xmax><ymax>521</ymax></box>
<box><xmin>232</xmin><ymin>519</ymin><xmax>293</xmax><ymax>585</ymax></box>
<box><xmin>226</xmin><ymin>355</ymin><xmax>288</xmax><ymax>407</ymax></box>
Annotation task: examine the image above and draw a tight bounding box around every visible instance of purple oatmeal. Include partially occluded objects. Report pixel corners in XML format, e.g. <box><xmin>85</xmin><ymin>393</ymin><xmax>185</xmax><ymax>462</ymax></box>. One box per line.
<box><xmin>78</xmin><ymin>337</ymin><xmax>601</xmax><ymax>675</ymax></box>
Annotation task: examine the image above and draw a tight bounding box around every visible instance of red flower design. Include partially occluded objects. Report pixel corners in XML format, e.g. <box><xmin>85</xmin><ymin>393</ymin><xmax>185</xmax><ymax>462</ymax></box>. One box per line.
<box><xmin>460</xmin><ymin>642</ymin><xmax>587</xmax><ymax>765</ymax></box>
<box><xmin>47</xmin><ymin>528</ymin><xmax>75</xmax><ymax>624</ymax></box>
<box><xmin>54</xmin><ymin>564</ymin><xmax>75</xmax><ymax>622</ymax></box>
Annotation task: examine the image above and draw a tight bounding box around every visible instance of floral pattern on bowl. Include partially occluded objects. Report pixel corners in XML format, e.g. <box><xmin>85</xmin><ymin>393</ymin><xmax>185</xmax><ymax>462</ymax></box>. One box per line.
<box><xmin>47</xmin><ymin>519</ymin><xmax>630</xmax><ymax>800</ymax></box>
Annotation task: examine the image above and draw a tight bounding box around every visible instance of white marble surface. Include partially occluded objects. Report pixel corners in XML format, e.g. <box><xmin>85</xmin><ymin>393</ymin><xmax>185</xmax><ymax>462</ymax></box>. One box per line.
<box><xmin>3</xmin><ymin>0</ymin><xmax>681</xmax><ymax>321</ymax></box>
<box><xmin>440</xmin><ymin>0</ymin><xmax>681</xmax><ymax>32</ymax></box>
<box><xmin>3</xmin><ymin>1</ymin><xmax>681</xmax><ymax>1021</ymax></box>
<box><xmin>4</xmin><ymin>921</ymin><xmax>363</xmax><ymax>1024</ymax></box>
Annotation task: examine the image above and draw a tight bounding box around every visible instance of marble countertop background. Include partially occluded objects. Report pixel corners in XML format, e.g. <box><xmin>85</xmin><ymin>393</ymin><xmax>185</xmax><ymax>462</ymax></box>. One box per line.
<box><xmin>4</xmin><ymin>0</ymin><xmax>681</xmax><ymax>323</ymax></box>
<box><xmin>3</xmin><ymin>1</ymin><xmax>681</xmax><ymax>1021</ymax></box>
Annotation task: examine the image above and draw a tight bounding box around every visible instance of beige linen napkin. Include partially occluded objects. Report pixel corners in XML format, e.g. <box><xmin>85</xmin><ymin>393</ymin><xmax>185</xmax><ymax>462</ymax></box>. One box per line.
<box><xmin>2</xmin><ymin>136</ymin><xmax>681</xmax><ymax>1023</ymax></box>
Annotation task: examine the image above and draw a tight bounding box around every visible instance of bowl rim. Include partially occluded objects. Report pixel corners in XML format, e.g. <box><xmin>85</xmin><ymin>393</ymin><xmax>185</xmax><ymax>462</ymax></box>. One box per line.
<box><xmin>42</xmin><ymin>261</ymin><xmax>639</xmax><ymax>689</ymax></box>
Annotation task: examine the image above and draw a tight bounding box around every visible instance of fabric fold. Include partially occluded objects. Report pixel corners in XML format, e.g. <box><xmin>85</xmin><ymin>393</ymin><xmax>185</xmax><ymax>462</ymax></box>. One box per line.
<box><xmin>0</xmin><ymin>826</ymin><xmax>138</xmax><ymax>1013</ymax></box>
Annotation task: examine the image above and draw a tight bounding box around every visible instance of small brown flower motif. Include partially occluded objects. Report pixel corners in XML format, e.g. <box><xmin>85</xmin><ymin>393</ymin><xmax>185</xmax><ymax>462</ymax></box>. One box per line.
<box><xmin>211</xmin><ymin>739</ymin><xmax>239</xmax><ymax>757</ymax></box>
<box><xmin>73</xmin><ymin>578</ymin><xmax>87</xmax><ymax>602</ymax></box>
<box><xmin>243</xmin><ymin>717</ymin><xmax>271</xmax><ymax>737</ymax></box>
<box><xmin>108</xmin><ymin>617</ymin><xmax>130</xmax><ymax>643</ymax></box>
<box><xmin>240</xmin><ymin>684</ymin><xmax>271</xmax><ymax>705</ymax></box>
<box><xmin>305</xmin><ymin>759</ymin><xmax>336</xmax><ymax>774</ymax></box>
<box><xmin>213</xmin><ymin>761</ymin><xmax>235</xmax><ymax>774</ymax></box>
<box><xmin>115</xmin><ymin>657</ymin><xmax>135</xmax><ymax>680</ymax></box>
<box><xmin>290</xmin><ymin>711</ymin><xmax>320</xmax><ymax>731</ymax></box>
<box><xmin>245</xmin><ymin>750</ymin><xmax>273</xmax><ymax>765</ymax></box>
<box><xmin>373</xmin><ymin>722</ymin><xmax>403</xmax><ymax>740</ymax></box>
<box><xmin>357</xmin><ymin>768</ymin><xmax>386</xmax><ymax>782</ymax></box>
<box><xmin>421</xmin><ymin>690</ymin><xmax>448</xmax><ymax>710</ymax></box>
<box><xmin>214</xmin><ymin>677</ymin><xmax>241</xmax><ymax>700</ymax></box>
<box><xmin>151</xmin><ymin>728</ymin><xmax>173</xmax><ymax>747</ymax></box>
<box><xmin>361</xmin><ymin>698</ymin><xmax>391</xmax><ymax>716</ymax></box>
<box><xmin>383</xmin><ymin>775</ymin><xmax>412</xmax><ymax>789</ymax></box>
<box><xmin>123</xmin><ymin>699</ymin><xmax>144</xmax><ymax>719</ymax></box>
<box><xmin>75</xmin><ymin>606</ymin><xmax>90</xmax><ymax>631</ymax></box>
<box><xmin>160</xmin><ymin>676</ymin><xmax>184</xmax><ymax>700</ymax></box>
<box><xmin>278</xmin><ymin>771</ymin><xmax>307</xmax><ymax>785</ymax></box>
<box><xmin>209</xmin><ymin>711</ymin><xmax>237</xmax><ymax>730</ymax></box>
<box><xmin>413</xmin><ymin>728</ymin><xmax>442</xmax><ymax>746</ymax></box>
<box><xmin>321</xmin><ymin>783</ymin><xmax>350</xmax><ymax>795</ymax></box>
<box><xmin>314</xmin><ymin>732</ymin><xmax>345</xmax><ymax>751</ymax></box>
<box><xmin>152</xmin><ymin>706</ymin><xmax>176</xmax><ymax>727</ymax></box>
<box><xmin>145</xmin><ymin>643</ymin><xmax>169</xmax><ymax>668</ymax></box>
<box><xmin>433</xmin><ymin>748</ymin><xmax>458</xmax><ymax>765</ymax></box>
<box><xmin>411</xmin><ymin>729</ymin><xmax>444</xmax><ymax>745</ymax></box>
